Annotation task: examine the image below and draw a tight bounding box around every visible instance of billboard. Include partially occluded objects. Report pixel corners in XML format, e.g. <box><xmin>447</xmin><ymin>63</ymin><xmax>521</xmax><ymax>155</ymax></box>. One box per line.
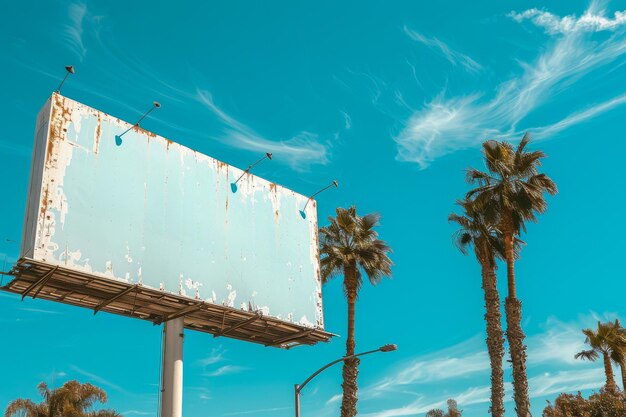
<box><xmin>7</xmin><ymin>93</ymin><xmax>330</xmax><ymax>348</ymax></box>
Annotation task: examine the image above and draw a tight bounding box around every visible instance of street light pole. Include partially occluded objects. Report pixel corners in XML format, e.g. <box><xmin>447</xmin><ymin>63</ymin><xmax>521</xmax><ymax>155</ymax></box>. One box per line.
<box><xmin>294</xmin><ymin>344</ymin><xmax>397</xmax><ymax>417</ymax></box>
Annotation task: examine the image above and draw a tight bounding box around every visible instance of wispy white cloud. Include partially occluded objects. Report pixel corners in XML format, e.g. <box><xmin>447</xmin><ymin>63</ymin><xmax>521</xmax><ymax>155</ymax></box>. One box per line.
<box><xmin>187</xmin><ymin>385</ymin><xmax>212</xmax><ymax>401</ymax></box>
<box><xmin>362</xmin><ymin>368</ymin><xmax>606</xmax><ymax>417</ymax></box>
<box><xmin>41</xmin><ymin>370</ymin><xmax>68</xmax><ymax>385</ymax></box>
<box><xmin>70</xmin><ymin>365</ymin><xmax>128</xmax><ymax>394</ymax></box>
<box><xmin>341</xmin><ymin>111</ymin><xmax>352</xmax><ymax>129</ymax></box>
<box><xmin>204</xmin><ymin>365</ymin><xmax>247</xmax><ymax>377</ymax></box>
<box><xmin>530</xmin><ymin>368</ymin><xmax>605</xmax><ymax>397</ymax></box>
<box><xmin>63</xmin><ymin>2</ymin><xmax>88</xmax><ymax>60</ymax></box>
<box><xmin>396</xmin><ymin>1</ymin><xmax>626</xmax><ymax>168</ymax></box>
<box><xmin>121</xmin><ymin>411</ymin><xmax>154</xmax><ymax>416</ymax></box>
<box><xmin>359</xmin><ymin>313</ymin><xmax>618</xmax><ymax>417</ymax></box>
<box><xmin>510</xmin><ymin>3</ymin><xmax>626</xmax><ymax>34</ymax></box>
<box><xmin>368</xmin><ymin>336</ymin><xmax>490</xmax><ymax>395</ymax></box>
<box><xmin>532</xmin><ymin>92</ymin><xmax>626</xmax><ymax>138</ymax></box>
<box><xmin>196</xmin><ymin>90</ymin><xmax>331</xmax><ymax>171</ymax></box>
<box><xmin>404</xmin><ymin>27</ymin><xmax>482</xmax><ymax>74</ymax></box>
<box><xmin>18</xmin><ymin>307</ymin><xmax>61</xmax><ymax>314</ymax></box>
<box><xmin>326</xmin><ymin>393</ymin><xmax>342</xmax><ymax>405</ymax></box>
<box><xmin>525</xmin><ymin>316</ymin><xmax>590</xmax><ymax>366</ymax></box>
<box><xmin>362</xmin><ymin>369</ymin><xmax>606</xmax><ymax>417</ymax></box>
<box><xmin>198</xmin><ymin>345</ymin><xmax>226</xmax><ymax>367</ymax></box>
<box><xmin>359</xmin><ymin>385</ymin><xmax>496</xmax><ymax>417</ymax></box>
<box><xmin>223</xmin><ymin>407</ymin><xmax>290</xmax><ymax>416</ymax></box>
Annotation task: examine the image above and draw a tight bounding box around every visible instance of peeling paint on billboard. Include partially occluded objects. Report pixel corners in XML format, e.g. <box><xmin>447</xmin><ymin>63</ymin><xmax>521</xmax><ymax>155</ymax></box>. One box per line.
<box><xmin>21</xmin><ymin>93</ymin><xmax>324</xmax><ymax>329</ymax></box>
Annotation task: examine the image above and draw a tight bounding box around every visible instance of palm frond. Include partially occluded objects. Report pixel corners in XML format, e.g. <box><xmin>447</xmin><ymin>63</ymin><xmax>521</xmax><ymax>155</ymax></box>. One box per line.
<box><xmin>319</xmin><ymin>206</ymin><xmax>392</xmax><ymax>294</ymax></box>
<box><xmin>466</xmin><ymin>134</ymin><xmax>556</xmax><ymax>242</ymax></box>
<box><xmin>575</xmin><ymin>349</ymin><xmax>599</xmax><ymax>361</ymax></box>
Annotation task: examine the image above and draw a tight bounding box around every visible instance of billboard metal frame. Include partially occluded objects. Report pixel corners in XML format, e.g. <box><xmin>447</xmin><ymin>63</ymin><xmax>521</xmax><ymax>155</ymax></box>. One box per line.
<box><xmin>5</xmin><ymin>255</ymin><xmax>332</xmax><ymax>349</ymax></box>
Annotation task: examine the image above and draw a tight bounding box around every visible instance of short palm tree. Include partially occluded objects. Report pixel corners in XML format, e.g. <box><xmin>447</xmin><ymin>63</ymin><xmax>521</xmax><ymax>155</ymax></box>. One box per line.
<box><xmin>449</xmin><ymin>198</ymin><xmax>506</xmax><ymax>417</ymax></box>
<box><xmin>467</xmin><ymin>134</ymin><xmax>557</xmax><ymax>417</ymax></box>
<box><xmin>319</xmin><ymin>206</ymin><xmax>392</xmax><ymax>417</ymax></box>
<box><xmin>575</xmin><ymin>321</ymin><xmax>624</xmax><ymax>394</ymax></box>
<box><xmin>5</xmin><ymin>380</ymin><xmax>121</xmax><ymax>417</ymax></box>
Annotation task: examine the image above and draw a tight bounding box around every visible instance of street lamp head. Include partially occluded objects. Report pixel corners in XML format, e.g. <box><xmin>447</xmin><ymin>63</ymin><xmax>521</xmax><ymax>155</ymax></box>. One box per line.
<box><xmin>379</xmin><ymin>344</ymin><xmax>397</xmax><ymax>352</ymax></box>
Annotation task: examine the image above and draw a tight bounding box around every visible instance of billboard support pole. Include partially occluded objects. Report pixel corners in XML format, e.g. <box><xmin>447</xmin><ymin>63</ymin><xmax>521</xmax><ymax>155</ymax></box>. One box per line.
<box><xmin>161</xmin><ymin>317</ymin><xmax>184</xmax><ymax>417</ymax></box>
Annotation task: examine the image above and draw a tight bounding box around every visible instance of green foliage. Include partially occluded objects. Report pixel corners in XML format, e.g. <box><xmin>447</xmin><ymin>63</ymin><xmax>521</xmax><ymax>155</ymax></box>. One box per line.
<box><xmin>543</xmin><ymin>390</ymin><xmax>626</xmax><ymax>417</ymax></box>
<box><xmin>466</xmin><ymin>134</ymin><xmax>558</xmax><ymax>235</ymax></box>
<box><xmin>319</xmin><ymin>206</ymin><xmax>393</xmax><ymax>291</ymax></box>
<box><xmin>425</xmin><ymin>399</ymin><xmax>462</xmax><ymax>417</ymax></box>
<box><xmin>426</xmin><ymin>409</ymin><xmax>445</xmax><ymax>417</ymax></box>
<box><xmin>447</xmin><ymin>399</ymin><xmax>462</xmax><ymax>417</ymax></box>
<box><xmin>575</xmin><ymin>321</ymin><xmax>626</xmax><ymax>392</ymax></box>
<box><xmin>4</xmin><ymin>380</ymin><xmax>122</xmax><ymax>417</ymax></box>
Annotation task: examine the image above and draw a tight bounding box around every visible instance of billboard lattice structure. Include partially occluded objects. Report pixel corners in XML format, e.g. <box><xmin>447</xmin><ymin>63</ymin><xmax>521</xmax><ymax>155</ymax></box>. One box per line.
<box><xmin>4</xmin><ymin>93</ymin><xmax>332</xmax><ymax>348</ymax></box>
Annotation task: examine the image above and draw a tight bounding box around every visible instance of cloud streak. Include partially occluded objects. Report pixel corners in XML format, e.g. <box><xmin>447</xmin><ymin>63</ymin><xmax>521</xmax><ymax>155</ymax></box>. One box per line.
<box><xmin>204</xmin><ymin>365</ymin><xmax>247</xmax><ymax>377</ymax></box>
<box><xmin>196</xmin><ymin>90</ymin><xmax>330</xmax><ymax>171</ymax></box>
<box><xmin>510</xmin><ymin>3</ymin><xmax>626</xmax><ymax>34</ymax></box>
<box><xmin>396</xmin><ymin>1</ymin><xmax>626</xmax><ymax>168</ymax></box>
<box><xmin>70</xmin><ymin>365</ymin><xmax>128</xmax><ymax>394</ymax></box>
<box><xmin>359</xmin><ymin>313</ymin><xmax>617</xmax><ymax>417</ymax></box>
<box><xmin>404</xmin><ymin>27</ymin><xmax>482</xmax><ymax>74</ymax></box>
<box><xmin>368</xmin><ymin>336</ymin><xmax>490</xmax><ymax>395</ymax></box>
<box><xmin>223</xmin><ymin>407</ymin><xmax>290</xmax><ymax>416</ymax></box>
<box><xmin>198</xmin><ymin>345</ymin><xmax>226</xmax><ymax>367</ymax></box>
<box><xmin>63</xmin><ymin>2</ymin><xmax>88</xmax><ymax>60</ymax></box>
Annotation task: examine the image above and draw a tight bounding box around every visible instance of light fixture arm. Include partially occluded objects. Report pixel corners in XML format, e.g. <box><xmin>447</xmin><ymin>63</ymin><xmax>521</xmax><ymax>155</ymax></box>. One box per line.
<box><xmin>302</xmin><ymin>180</ymin><xmax>338</xmax><ymax>212</ymax></box>
<box><xmin>134</xmin><ymin>104</ymin><xmax>158</xmax><ymax>127</ymax></box>
<box><xmin>56</xmin><ymin>73</ymin><xmax>70</xmax><ymax>94</ymax></box>
<box><xmin>116</xmin><ymin>102</ymin><xmax>161</xmax><ymax>140</ymax></box>
<box><xmin>56</xmin><ymin>66</ymin><xmax>75</xmax><ymax>94</ymax></box>
<box><xmin>234</xmin><ymin>153</ymin><xmax>273</xmax><ymax>185</ymax></box>
<box><xmin>294</xmin><ymin>344</ymin><xmax>396</xmax><ymax>417</ymax></box>
<box><xmin>296</xmin><ymin>347</ymin><xmax>382</xmax><ymax>393</ymax></box>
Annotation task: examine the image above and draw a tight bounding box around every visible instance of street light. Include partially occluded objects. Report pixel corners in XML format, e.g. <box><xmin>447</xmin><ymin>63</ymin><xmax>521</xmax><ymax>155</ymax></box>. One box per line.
<box><xmin>294</xmin><ymin>344</ymin><xmax>397</xmax><ymax>417</ymax></box>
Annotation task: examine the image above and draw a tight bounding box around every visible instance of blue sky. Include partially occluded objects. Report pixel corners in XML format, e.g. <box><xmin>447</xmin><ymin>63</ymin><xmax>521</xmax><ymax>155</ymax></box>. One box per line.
<box><xmin>1</xmin><ymin>0</ymin><xmax>626</xmax><ymax>416</ymax></box>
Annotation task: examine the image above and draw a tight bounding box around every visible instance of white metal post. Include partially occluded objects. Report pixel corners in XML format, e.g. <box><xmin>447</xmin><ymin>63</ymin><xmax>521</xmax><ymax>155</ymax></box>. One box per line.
<box><xmin>161</xmin><ymin>317</ymin><xmax>184</xmax><ymax>417</ymax></box>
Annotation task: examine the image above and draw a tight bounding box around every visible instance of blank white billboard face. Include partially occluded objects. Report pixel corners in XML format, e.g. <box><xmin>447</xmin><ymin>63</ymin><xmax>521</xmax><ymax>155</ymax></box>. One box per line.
<box><xmin>21</xmin><ymin>94</ymin><xmax>324</xmax><ymax>330</ymax></box>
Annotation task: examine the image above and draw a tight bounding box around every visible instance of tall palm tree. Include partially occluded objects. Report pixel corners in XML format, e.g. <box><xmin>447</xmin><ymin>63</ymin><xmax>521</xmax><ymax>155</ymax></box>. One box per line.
<box><xmin>319</xmin><ymin>206</ymin><xmax>393</xmax><ymax>417</ymax></box>
<box><xmin>467</xmin><ymin>134</ymin><xmax>557</xmax><ymax>417</ymax></box>
<box><xmin>575</xmin><ymin>321</ymin><xmax>624</xmax><ymax>394</ymax></box>
<box><xmin>449</xmin><ymin>198</ymin><xmax>506</xmax><ymax>417</ymax></box>
<box><xmin>5</xmin><ymin>380</ymin><xmax>121</xmax><ymax>417</ymax></box>
<box><xmin>608</xmin><ymin>320</ymin><xmax>626</xmax><ymax>392</ymax></box>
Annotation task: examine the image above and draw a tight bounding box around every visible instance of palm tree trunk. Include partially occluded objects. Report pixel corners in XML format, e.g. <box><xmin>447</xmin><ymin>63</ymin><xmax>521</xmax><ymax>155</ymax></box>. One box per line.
<box><xmin>619</xmin><ymin>358</ymin><xmax>626</xmax><ymax>396</ymax></box>
<box><xmin>341</xmin><ymin>262</ymin><xmax>359</xmax><ymax>417</ymax></box>
<box><xmin>505</xmin><ymin>297</ymin><xmax>531</xmax><ymax>417</ymax></box>
<box><xmin>603</xmin><ymin>351</ymin><xmax>618</xmax><ymax>393</ymax></box>
<box><xmin>478</xmin><ymin>244</ymin><xmax>505</xmax><ymax>417</ymax></box>
<box><xmin>502</xmin><ymin>213</ymin><xmax>532</xmax><ymax>417</ymax></box>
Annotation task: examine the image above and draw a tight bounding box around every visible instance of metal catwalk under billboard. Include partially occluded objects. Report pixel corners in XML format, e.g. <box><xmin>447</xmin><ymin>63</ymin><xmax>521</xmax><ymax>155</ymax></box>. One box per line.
<box><xmin>7</xmin><ymin>93</ymin><xmax>331</xmax><ymax>348</ymax></box>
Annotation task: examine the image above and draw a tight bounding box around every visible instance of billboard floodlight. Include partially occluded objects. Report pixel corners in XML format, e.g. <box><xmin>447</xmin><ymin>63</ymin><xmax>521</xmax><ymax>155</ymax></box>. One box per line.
<box><xmin>299</xmin><ymin>180</ymin><xmax>338</xmax><ymax>219</ymax></box>
<box><xmin>230</xmin><ymin>152</ymin><xmax>273</xmax><ymax>193</ymax></box>
<box><xmin>115</xmin><ymin>101</ymin><xmax>161</xmax><ymax>146</ymax></box>
<box><xmin>55</xmin><ymin>66</ymin><xmax>75</xmax><ymax>94</ymax></box>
